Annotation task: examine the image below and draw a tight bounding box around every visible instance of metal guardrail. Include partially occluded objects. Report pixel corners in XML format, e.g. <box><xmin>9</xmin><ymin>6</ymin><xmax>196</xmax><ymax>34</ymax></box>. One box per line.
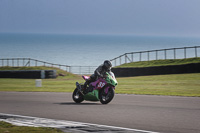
<box><xmin>0</xmin><ymin>58</ymin><xmax>97</xmax><ymax>75</ymax></box>
<box><xmin>110</xmin><ymin>46</ymin><xmax>200</xmax><ymax>66</ymax></box>
<box><xmin>1</xmin><ymin>46</ymin><xmax>199</xmax><ymax>74</ymax></box>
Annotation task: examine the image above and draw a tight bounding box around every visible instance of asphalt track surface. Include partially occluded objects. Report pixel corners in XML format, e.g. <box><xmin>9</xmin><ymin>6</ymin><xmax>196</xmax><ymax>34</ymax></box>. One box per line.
<box><xmin>0</xmin><ymin>92</ymin><xmax>200</xmax><ymax>133</ymax></box>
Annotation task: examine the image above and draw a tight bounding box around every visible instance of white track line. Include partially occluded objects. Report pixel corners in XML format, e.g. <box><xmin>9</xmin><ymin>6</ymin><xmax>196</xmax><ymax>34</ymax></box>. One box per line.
<box><xmin>0</xmin><ymin>113</ymin><xmax>159</xmax><ymax>133</ymax></box>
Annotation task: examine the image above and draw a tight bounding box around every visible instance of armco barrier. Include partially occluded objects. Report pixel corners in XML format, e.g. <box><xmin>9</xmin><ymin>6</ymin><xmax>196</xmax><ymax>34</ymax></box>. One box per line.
<box><xmin>0</xmin><ymin>70</ymin><xmax>56</xmax><ymax>79</ymax></box>
<box><xmin>112</xmin><ymin>63</ymin><xmax>200</xmax><ymax>77</ymax></box>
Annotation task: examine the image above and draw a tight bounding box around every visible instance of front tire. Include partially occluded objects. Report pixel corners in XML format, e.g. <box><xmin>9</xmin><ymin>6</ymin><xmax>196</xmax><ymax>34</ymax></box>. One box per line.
<box><xmin>99</xmin><ymin>88</ymin><xmax>115</xmax><ymax>104</ymax></box>
<box><xmin>72</xmin><ymin>88</ymin><xmax>84</xmax><ymax>103</ymax></box>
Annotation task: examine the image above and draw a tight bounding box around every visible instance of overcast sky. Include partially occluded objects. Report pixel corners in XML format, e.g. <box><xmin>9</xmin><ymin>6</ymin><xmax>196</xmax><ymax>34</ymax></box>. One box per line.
<box><xmin>0</xmin><ymin>0</ymin><xmax>200</xmax><ymax>37</ymax></box>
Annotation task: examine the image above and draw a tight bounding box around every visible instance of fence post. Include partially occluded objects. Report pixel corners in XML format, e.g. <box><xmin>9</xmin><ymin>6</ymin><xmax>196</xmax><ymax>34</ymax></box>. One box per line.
<box><xmin>164</xmin><ymin>49</ymin><xmax>167</xmax><ymax>60</ymax></box>
<box><xmin>17</xmin><ymin>58</ymin><xmax>19</xmax><ymax>67</ymax></box>
<box><xmin>147</xmin><ymin>51</ymin><xmax>149</xmax><ymax>61</ymax></box>
<box><xmin>12</xmin><ymin>59</ymin><xmax>14</xmax><ymax>67</ymax></box>
<box><xmin>132</xmin><ymin>53</ymin><xmax>134</xmax><ymax>62</ymax></box>
<box><xmin>174</xmin><ymin>48</ymin><xmax>176</xmax><ymax>59</ymax></box>
<box><xmin>139</xmin><ymin>52</ymin><xmax>142</xmax><ymax>61</ymax></box>
<box><xmin>195</xmin><ymin>46</ymin><xmax>197</xmax><ymax>58</ymax></box>
<box><xmin>125</xmin><ymin>54</ymin><xmax>127</xmax><ymax>64</ymax></box>
<box><xmin>29</xmin><ymin>58</ymin><xmax>31</xmax><ymax>66</ymax></box>
<box><xmin>156</xmin><ymin>50</ymin><xmax>158</xmax><ymax>60</ymax></box>
<box><xmin>7</xmin><ymin>59</ymin><xmax>9</xmax><ymax>66</ymax></box>
<box><xmin>120</xmin><ymin>56</ymin><xmax>121</xmax><ymax>65</ymax></box>
<box><xmin>184</xmin><ymin>47</ymin><xmax>186</xmax><ymax>59</ymax></box>
<box><xmin>79</xmin><ymin>66</ymin><xmax>81</xmax><ymax>75</ymax></box>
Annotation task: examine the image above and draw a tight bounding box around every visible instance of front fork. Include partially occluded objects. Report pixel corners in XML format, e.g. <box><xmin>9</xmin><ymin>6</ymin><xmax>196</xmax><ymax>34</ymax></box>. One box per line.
<box><xmin>76</xmin><ymin>82</ymin><xmax>81</xmax><ymax>90</ymax></box>
<box><xmin>76</xmin><ymin>82</ymin><xmax>84</xmax><ymax>95</ymax></box>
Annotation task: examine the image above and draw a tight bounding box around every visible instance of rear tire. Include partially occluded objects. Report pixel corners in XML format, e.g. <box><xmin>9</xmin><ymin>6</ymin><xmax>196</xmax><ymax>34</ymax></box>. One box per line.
<box><xmin>72</xmin><ymin>88</ymin><xmax>84</xmax><ymax>103</ymax></box>
<box><xmin>99</xmin><ymin>88</ymin><xmax>115</xmax><ymax>104</ymax></box>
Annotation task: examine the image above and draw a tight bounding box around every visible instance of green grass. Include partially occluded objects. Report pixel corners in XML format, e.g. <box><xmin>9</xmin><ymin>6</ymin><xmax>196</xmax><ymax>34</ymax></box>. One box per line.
<box><xmin>0</xmin><ymin>121</ymin><xmax>63</xmax><ymax>133</ymax></box>
<box><xmin>115</xmin><ymin>57</ymin><xmax>200</xmax><ymax>68</ymax></box>
<box><xmin>0</xmin><ymin>73</ymin><xmax>200</xmax><ymax>97</ymax></box>
<box><xmin>0</xmin><ymin>64</ymin><xmax>200</xmax><ymax>97</ymax></box>
<box><xmin>116</xmin><ymin>73</ymin><xmax>200</xmax><ymax>97</ymax></box>
<box><xmin>0</xmin><ymin>78</ymin><xmax>82</xmax><ymax>92</ymax></box>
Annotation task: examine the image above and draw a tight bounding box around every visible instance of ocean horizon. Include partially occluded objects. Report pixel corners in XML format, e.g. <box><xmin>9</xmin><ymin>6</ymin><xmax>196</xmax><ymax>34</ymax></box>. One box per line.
<box><xmin>0</xmin><ymin>32</ymin><xmax>200</xmax><ymax>67</ymax></box>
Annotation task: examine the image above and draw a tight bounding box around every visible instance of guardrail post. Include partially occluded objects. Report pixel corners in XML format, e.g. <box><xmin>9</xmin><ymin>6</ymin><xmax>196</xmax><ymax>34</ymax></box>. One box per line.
<box><xmin>29</xmin><ymin>58</ymin><xmax>31</xmax><ymax>67</ymax></box>
<box><xmin>7</xmin><ymin>59</ymin><xmax>9</xmax><ymax>66</ymax></box>
<box><xmin>120</xmin><ymin>56</ymin><xmax>121</xmax><ymax>65</ymax></box>
<box><xmin>131</xmin><ymin>53</ymin><xmax>134</xmax><ymax>62</ymax></box>
<box><xmin>17</xmin><ymin>58</ymin><xmax>19</xmax><ymax>66</ymax></box>
<box><xmin>184</xmin><ymin>47</ymin><xmax>186</xmax><ymax>59</ymax></box>
<box><xmin>174</xmin><ymin>48</ymin><xmax>176</xmax><ymax>59</ymax></box>
<box><xmin>195</xmin><ymin>46</ymin><xmax>197</xmax><ymax>57</ymax></box>
<box><xmin>79</xmin><ymin>66</ymin><xmax>81</xmax><ymax>75</ymax></box>
<box><xmin>12</xmin><ymin>59</ymin><xmax>14</xmax><ymax>67</ymax></box>
<box><xmin>125</xmin><ymin>54</ymin><xmax>127</xmax><ymax>64</ymax></box>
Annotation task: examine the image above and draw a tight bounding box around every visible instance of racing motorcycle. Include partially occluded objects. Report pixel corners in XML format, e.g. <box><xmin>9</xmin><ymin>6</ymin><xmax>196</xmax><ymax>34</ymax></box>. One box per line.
<box><xmin>72</xmin><ymin>72</ymin><xmax>118</xmax><ymax>104</ymax></box>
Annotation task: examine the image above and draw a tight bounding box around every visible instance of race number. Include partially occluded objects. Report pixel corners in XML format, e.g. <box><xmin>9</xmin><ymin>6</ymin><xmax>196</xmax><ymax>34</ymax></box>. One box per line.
<box><xmin>98</xmin><ymin>82</ymin><xmax>105</xmax><ymax>88</ymax></box>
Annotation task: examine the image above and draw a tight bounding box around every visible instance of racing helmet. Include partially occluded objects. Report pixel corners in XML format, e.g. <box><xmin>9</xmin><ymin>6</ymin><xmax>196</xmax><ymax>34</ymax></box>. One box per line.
<box><xmin>103</xmin><ymin>60</ymin><xmax>112</xmax><ymax>70</ymax></box>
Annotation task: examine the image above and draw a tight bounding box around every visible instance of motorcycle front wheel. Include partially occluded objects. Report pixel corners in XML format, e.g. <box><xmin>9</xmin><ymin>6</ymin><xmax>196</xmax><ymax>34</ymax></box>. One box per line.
<box><xmin>72</xmin><ymin>88</ymin><xmax>84</xmax><ymax>103</ymax></box>
<box><xmin>99</xmin><ymin>88</ymin><xmax>115</xmax><ymax>104</ymax></box>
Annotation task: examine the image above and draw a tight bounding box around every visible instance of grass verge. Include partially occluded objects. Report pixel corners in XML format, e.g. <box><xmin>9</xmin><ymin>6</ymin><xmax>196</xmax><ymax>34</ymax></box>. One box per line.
<box><xmin>0</xmin><ymin>73</ymin><xmax>200</xmax><ymax>97</ymax></box>
<box><xmin>0</xmin><ymin>121</ymin><xmax>63</xmax><ymax>133</ymax></box>
<box><xmin>116</xmin><ymin>73</ymin><xmax>200</xmax><ymax>97</ymax></box>
<box><xmin>115</xmin><ymin>57</ymin><xmax>200</xmax><ymax>68</ymax></box>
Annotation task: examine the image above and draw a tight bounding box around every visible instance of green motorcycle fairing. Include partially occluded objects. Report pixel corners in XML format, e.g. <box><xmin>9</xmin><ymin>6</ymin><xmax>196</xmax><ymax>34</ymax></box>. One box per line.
<box><xmin>83</xmin><ymin>72</ymin><xmax>117</xmax><ymax>101</ymax></box>
<box><xmin>84</xmin><ymin>89</ymin><xmax>99</xmax><ymax>101</ymax></box>
<box><xmin>104</xmin><ymin>72</ymin><xmax>118</xmax><ymax>86</ymax></box>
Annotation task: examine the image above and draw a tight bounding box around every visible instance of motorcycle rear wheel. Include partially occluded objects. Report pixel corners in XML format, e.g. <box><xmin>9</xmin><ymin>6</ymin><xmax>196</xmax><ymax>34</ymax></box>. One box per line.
<box><xmin>72</xmin><ymin>88</ymin><xmax>84</xmax><ymax>103</ymax></box>
<box><xmin>99</xmin><ymin>88</ymin><xmax>115</xmax><ymax>104</ymax></box>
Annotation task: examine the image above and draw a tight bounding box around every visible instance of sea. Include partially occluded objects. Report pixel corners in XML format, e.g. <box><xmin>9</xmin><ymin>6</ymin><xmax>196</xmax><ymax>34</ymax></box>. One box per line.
<box><xmin>0</xmin><ymin>33</ymin><xmax>200</xmax><ymax>67</ymax></box>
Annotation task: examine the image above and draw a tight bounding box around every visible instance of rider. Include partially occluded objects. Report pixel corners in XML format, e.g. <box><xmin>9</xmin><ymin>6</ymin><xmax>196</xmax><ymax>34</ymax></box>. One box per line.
<box><xmin>83</xmin><ymin>60</ymin><xmax>112</xmax><ymax>94</ymax></box>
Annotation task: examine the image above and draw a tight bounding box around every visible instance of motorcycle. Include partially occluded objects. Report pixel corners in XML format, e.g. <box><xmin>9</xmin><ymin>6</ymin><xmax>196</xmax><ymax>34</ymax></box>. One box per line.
<box><xmin>72</xmin><ymin>72</ymin><xmax>118</xmax><ymax>104</ymax></box>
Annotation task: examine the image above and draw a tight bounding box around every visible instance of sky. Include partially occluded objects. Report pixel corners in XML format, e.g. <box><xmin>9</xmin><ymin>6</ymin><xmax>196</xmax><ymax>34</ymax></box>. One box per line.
<box><xmin>0</xmin><ymin>0</ymin><xmax>200</xmax><ymax>37</ymax></box>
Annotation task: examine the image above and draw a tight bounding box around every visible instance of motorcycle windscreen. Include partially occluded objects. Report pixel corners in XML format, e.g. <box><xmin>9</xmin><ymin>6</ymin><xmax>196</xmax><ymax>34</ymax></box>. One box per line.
<box><xmin>105</xmin><ymin>72</ymin><xmax>118</xmax><ymax>86</ymax></box>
